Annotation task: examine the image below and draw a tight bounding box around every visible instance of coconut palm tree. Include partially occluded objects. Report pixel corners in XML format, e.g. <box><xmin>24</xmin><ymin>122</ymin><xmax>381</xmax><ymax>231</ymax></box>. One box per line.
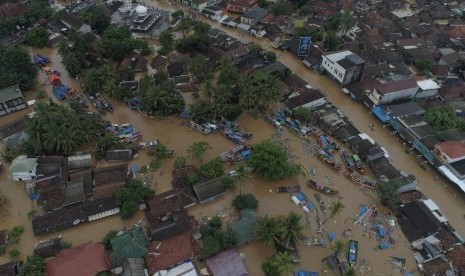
<box><xmin>213</xmin><ymin>84</ymin><xmax>233</xmax><ymax>105</ymax></box>
<box><xmin>187</xmin><ymin>141</ymin><xmax>211</xmax><ymax>163</ymax></box>
<box><xmin>62</xmin><ymin>52</ymin><xmax>84</xmax><ymax>77</ymax></box>
<box><xmin>336</xmin><ymin>10</ymin><xmax>355</xmax><ymax>34</ymax></box>
<box><xmin>218</xmin><ymin>57</ymin><xmax>239</xmax><ymax>88</ymax></box>
<box><xmin>254</xmin><ymin>216</ymin><xmax>284</xmax><ymax>246</ymax></box>
<box><xmin>273</xmin><ymin>252</ymin><xmax>294</xmax><ymax>275</ymax></box>
<box><xmin>281</xmin><ymin>211</ymin><xmax>304</xmax><ymax>247</ymax></box>
<box><xmin>187</xmin><ymin>54</ymin><xmax>209</xmax><ymax>83</ymax></box>
<box><xmin>203</xmin><ymin>80</ymin><xmax>214</xmax><ymax>101</ymax></box>
<box><xmin>320</xmin><ymin>200</ymin><xmax>345</xmax><ymax>230</ymax></box>
<box><xmin>331</xmin><ymin>239</ymin><xmax>347</xmax><ymax>254</ymax></box>
<box><xmin>239</xmin><ymin>75</ymin><xmax>257</xmax><ymax>111</ymax></box>
<box><xmin>235</xmin><ymin>164</ymin><xmax>252</xmax><ymax>195</ymax></box>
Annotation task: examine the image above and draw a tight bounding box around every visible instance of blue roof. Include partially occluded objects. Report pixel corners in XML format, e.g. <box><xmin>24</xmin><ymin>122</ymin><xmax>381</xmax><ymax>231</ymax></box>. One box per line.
<box><xmin>293</xmin><ymin>270</ymin><xmax>319</xmax><ymax>276</ymax></box>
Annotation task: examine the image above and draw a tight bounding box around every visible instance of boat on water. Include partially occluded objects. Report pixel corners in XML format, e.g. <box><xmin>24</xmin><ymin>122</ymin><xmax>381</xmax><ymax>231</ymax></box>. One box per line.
<box><xmin>88</xmin><ymin>93</ymin><xmax>112</xmax><ymax>113</ymax></box>
<box><xmin>119</xmin><ymin>132</ymin><xmax>142</xmax><ymax>143</ymax></box>
<box><xmin>270</xmin><ymin>185</ymin><xmax>301</xmax><ymax>193</ymax></box>
<box><xmin>307</xmin><ymin>179</ymin><xmax>338</xmax><ymax>195</ymax></box>
<box><xmin>219</xmin><ymin>145</ymin><xmax>252</xmax><ymax>164</ymax></box>
<box><xmin>352</xmin><ymin>154</ymin><xmax>365</xmax><ymax>173</ymax></box>
<box><xmin>269</xmin><ymin>111</ymin><xmax>286</xmax><ymax>127</ymax></box>
<box><xmin>127</xmin><ymin>96</ymin><xmax>142</xmax><ymax>110</ymax></box>
<box><xmin>348</xmin><ymin>240</ymin><xmax>358</xmax><ymax>267</ymax></box>
<box><xmin>341</xmin><ymin>150</ymin><xmax>356</xmax><ymax>171</ymax></box>
<box><xmin>313</xmin><ymin>193</ymin><xmax>328</xmax><ymax>213</ymax></box>
<box><xmin>317</xmin><ymin>148</ymin><xmax>342</xmax><ymax>170</ymax></box>
<box><xmin>223</xmin><ymin>129</ymin><xmax>245</xmax><ymax>144</ymax></box>
<box><xmin>219</xmin><ymin>119</ymin><xmax>240</xmax><ymax>131</ymax></box>
<box><xmin>190</xmin><ymin>121</ymin><xmax>210</xmax><ymax>134</ymax></box>
<box><xmin>344</xmin><ymin>171</ymin><xmax>378</xmax><ymax>188</ymax></box>
<box><xmin>319</xmin><ymin>134</ymin><xmax>339</xmax><ymax>152</ymax></box>
<box><xmin>202</xmin><ymin>122</ymin><xmax>220</xmax><ymax>133</ymax></box>
<box><xmin>291</xmin><ymin>192</ymin><xmax>315</xmax><ymax>212</ymax></box>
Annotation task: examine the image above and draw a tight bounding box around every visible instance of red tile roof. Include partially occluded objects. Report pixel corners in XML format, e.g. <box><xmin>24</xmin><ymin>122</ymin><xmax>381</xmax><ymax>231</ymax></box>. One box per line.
<box><xmin>45</xmin><ymin>242</ymin><xmax>110</xmax><ymax>276</ymax></box>
<box><xmin>375</xmin><ymin>79</ymin><xmax>418</xmax><ymax>95</ymax></box>
<box><xmin>144</xmin><ymin>231</ymin><xmax>199</xmax><ymax>274</ymax></box>
<box><xmin>435</xmin><ymin>141</ymin><xmax>465</xmax><ymax>159</ymax></box>
<box><xmin>446</xmin><ymin>244</ymin><xmax>465</xmax><ymax>275</ymax></box>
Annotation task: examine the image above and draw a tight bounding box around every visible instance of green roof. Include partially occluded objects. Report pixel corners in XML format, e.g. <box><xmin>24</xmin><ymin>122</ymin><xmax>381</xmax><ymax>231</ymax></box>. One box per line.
<box><xmin>0</xmin><ymin>86</ymin><xmax>23</xmax><ymax>103</ymax></box>
<box><xmin>227</xmin><ymin>209</ymin><xmax>257</xmax><ymax>245</ymax></box>
<box><xmin>110</xmin><ymin>226</ymin><xmax>148</xmax><ymax>265</ymax></box>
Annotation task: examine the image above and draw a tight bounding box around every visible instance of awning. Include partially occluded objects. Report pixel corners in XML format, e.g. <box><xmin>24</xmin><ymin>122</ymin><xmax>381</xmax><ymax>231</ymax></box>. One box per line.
<box><xmin>438</xmin><ymin>165</ymin><xmax>465</xmax><ymax>193</ymax></box>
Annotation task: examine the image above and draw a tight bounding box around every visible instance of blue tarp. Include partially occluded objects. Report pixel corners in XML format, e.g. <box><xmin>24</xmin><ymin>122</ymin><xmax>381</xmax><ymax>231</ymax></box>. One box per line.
<box><xmin>371</xmin><ymin>105</ymin><xmax>391</xmax><ymax>123</ymax></box>
<box><xmin>179</xmin><ymin>107</ymin><xmax>190</xmax><ymax>118</ymax></box>
<box><xmin>52</xmin><ymin>86</ymin><xmax>66</xmax><ymax>100</ymax></box>
<box><xmin>358</xmin><ymin>206</ymin><xmax>367</xmax><ymax>216</ymax></box>
<box><xmin>241</xmin><ymin>149</ymin><xmax>251</xmax><ymax>157</ymax></box>
<box><xmin>296</xmin><ymin>193</ymin><xmax>305</xmax><ymax>201</ymax></box>
<box><xmin>33</xmin><ymin>56</ymin><xmax>42</xmax><ymax>64</ymax></box>
<box><xmin>378</xmin><ymin>241</ymin><xmax>389</xmax><ymax>249</ymax></box>
<box><xmin>328</xmin><ymin>232</ymin><xmax>335</xmax><ymax>241</ymax></box>
<box><xmin>293</xmin><ymin>270</ymin><xmax>319</xmax><ymax>276</ymax></box>
<box><xmin>377</xmin><ymin>225</ymin><xmax>386</xmax><ymax>240</ymax></box>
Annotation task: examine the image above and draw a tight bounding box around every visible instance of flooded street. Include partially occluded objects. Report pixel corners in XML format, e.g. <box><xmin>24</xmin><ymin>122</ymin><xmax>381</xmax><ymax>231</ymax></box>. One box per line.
<box><xmin>0</xmin><ymin>6</ymin><xmax>463</xmax><ymax>274</ymax></box>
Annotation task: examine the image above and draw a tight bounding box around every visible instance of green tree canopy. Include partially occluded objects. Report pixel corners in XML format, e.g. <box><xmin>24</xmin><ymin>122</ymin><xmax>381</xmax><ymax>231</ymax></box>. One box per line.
<box><xmin>281</xmin><ymin>211</ymin><xmax>303</xmax><ymax>247</ymax></box>
<box><xmin>102</xmin><ymin>230</ymin><xmax>118</xmax><ymax>250</ymax></box>
<box><xmin>262</xmin><ymin>252</ymin><xmax>294</xmax><ymax>276</ymax></box>
<box><xmin>188</xmin><ymin>141</ymin><xmax>211</xmax><ymax>162</ymax></box>
<box><xmin>423</xmin><ymin>106</ymin><xmax>465</xmax><ymax>133</ymax></box>
<box><xmin>159</xmin><ymin>30</ymin><xmax>174</xmax><ymax>53</ymax></box>
<box><xmin>140</xmin><ymin>77</ymin><xmax>185</xmax><ymax>116</ymax></box>
<box><xmin>239</xmin><ymin>71</ymin><xmax>281</xmax><ymax>112</ymax></box>
<box><xmin>247</xmin><ymin>140</ymin><xmax>301</xmax><ymax>181</ymax></box>
<box><xmin>323</xmin><ymin>33</ymin><xmax>342</xmax><ymax>51</ymax></box>
<box><xmin>116</xmin><ymin>178</ymin><xmax>154</xmax><ymax>219</ymax></box>
<box><xmin>198</xmin><ymin>158</ymin><xmax>224</xmax><ymax>179</ymax></box>
<box><xmin>95</xmin><ymin>26</ymin><xmax>150</xmax><ymax>60</ymax></box>
<box><xmin>0</xmin><ymin>44</ymin><xmax>37</xmax><ymax>91</ymax></box>
<box><xmin>26</xmin><ymin>26</ymin><xmax>48</xmax><ymax>48</ymax></box>
<box><xmin>377</xmin><ymin>181</ymin><xmax>400</xmax><ymax>209</ymax></box>
<box><xmin>81</xmin><ymin>4</ymin><xmax>111</xmax><ymax>34</ymax></box>
<box><xmin>232</xmin><ymin>193</ymin><xmax>258</xmax><ymax>211</ymax></box>
<box><xmin>254</xmin><ymin>216</ymin><xmax>285</xmax><ymax>246</ymax></box>
<box><xmin>19</xmin><ymin>255</ymin><xmax>44</xmax><ymax>276</ymax></box>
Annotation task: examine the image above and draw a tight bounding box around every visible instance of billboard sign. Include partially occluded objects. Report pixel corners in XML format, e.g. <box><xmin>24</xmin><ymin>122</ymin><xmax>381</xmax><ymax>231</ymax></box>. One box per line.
<box><xmin>298</xmin><ymin>36</ymin><xmax>312</xmax><ymax>57</ymax></box>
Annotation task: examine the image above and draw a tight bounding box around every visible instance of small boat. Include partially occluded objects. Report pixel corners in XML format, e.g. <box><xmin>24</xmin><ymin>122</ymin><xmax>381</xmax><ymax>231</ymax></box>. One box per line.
<box><xmin>190</xmin><ymin>121</ymin><xmax>210</xmax><ymax>134</ymax></box>
<box><xmin>119</xmin><ymin>132</ymin><xmax>142</xmax><ymax>143</ymax></box>
<box><xmin>307</xmin><ymin>179</ymin><xmax>338</xmax><ymax>195</ymax></box>
<box><xmin>220</xmin><ymin>119</ymin><xmax>240</xmax><ymax>131</ymax></box>
<box><xmin>223</xmin><ymin>129</ymin><xmax>245</xmax><ymax>144</ymax></box>
<box><xmin>235</xmin><ymin>130</ymin><xmax>253</xmax><ymax>139</ymax></box>
<box><xmin>341</xmin><ymin>150</ymin><xmax>356</xmax><ymax>171</ymax></box>
<box><xmin>269</xmin><ymin>111</ymin><xmax>286</xmax><ymax>127</ymax></box>
<box><xmin>291</xmin><ymin>192</ymin><xmax>314</xmax><ymax>212</ymax></box>
<box><xmin>319</xmin><ymin>134</ymin><xmax>338</xmax><ymax>152</ymax></box>
<box><xmin>348</xmin><ymin>240</ymin><xmax>358</xmax><ymax>267</ymax></box>
<box><xmin>344</xmin><ymin>171</ymin><xmax>377</xmax><ymax>188</ymax></box>
<box><xmin>317</xmin><ymin>148</ymin><xmax>341</xmax><ymax>170</ymax></box>
<box><xmin>313</xmin><ymin>193</ymin><xmax>327</xmax><ymax>213</ymax></box>
<box><xmin>127</xmin><ymin>96</ymin><xmax>142</xmax><ymax>110</ymax></box>
<box><xmin>219</xmin><ymin>145</ymin><xmax>252</xmax><ymax>164</ymax></box>
<box><xmin>300</xmin><ymin>237</ymin><xmax>325</xmax><ymax>247</ymax></box>
<box><xmin>271</xmin><ymin>185</ymin><xmax>301</xmax><ymax>193</ymax></box>
<box><xmin>202</xmin><ymin>122</ymin><xmax>219</xmax><ymax>133</ymax></box>
<box><xmin>352</xmin><ymin>155</ymin><xmax>365</xmax><ymax>173</ymax></box>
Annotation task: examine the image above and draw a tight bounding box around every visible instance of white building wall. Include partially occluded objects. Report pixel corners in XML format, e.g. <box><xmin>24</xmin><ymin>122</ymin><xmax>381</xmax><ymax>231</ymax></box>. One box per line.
<box><xmin>300</xmin><ymin>97</ymin><xmax>327</xmax><ymax>110</ymax></box>
<box><xmin>10</xmin><ymin>169</ymin><xmax>36</xmax><ymax>181</ymax></box>
<box><xmin>415</xmin><ymin>88</ymin><xmax>438</xmax><ymax>98</ymax></box>
<box><xmin>321</xmin><ymin>56</ymin><xmax>346</xmax><ymax>84</ymax></box>
<box><xmin>376</xmin><ymin>87</ymin><xmax>418</xmax><ymax>104</ymax></box>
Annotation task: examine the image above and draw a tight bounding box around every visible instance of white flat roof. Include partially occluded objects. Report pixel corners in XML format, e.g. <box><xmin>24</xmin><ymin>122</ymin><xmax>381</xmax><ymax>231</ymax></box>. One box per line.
<box><xmin>417</xmin><ymin>79</ymin><xmax>440</xmax><ymax>90</ymax></box>
<box><xmin>438</xmin><ymin>165</ymin><xmax>465</xmax><ymax>193</ymax></box>
<box><xmin>422</xmin><ymin>199</ymin><xmax>439</xmax><ymax>211</ymax></box>
<box><xmin>323</xmin><ymin>50</ymin><xmax>354</xmax><ymax>62</ymax></box>
<box><xmin>358</xmin><ymin>133</ymin><xmax>375</xmax><ymax>145</ymax></box>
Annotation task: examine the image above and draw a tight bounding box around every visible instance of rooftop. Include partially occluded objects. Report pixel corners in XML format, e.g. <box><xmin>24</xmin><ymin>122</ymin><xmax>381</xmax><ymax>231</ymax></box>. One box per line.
<box><xmin>324</xmin><ymin>50</ymin><xmax>364</xmax><ymax>65</ymax></box>
<box><xmin>384</xmin><ymin>102</ymin><xmax>425</xmax><ymax>118</ymax></box>
<box><xmin>8</xmin><ymin>156</ymin><xmax>37</xmax><ymax>174</ymax></box>
<box><xmin>227</xmin><ymin>209</ymin><xmax>257</xmax><ymax>245</ymax></box>
<box><xmin>435</xmin><ymin>141</ymin><xmax>465</xmax><ymax>159</ymax></box>
<box><xmin>94</xmin><ymin>164</ymin><xmax>128</xmax><ymax>186</ymax></box>
<box><xmin>285</xmin><ymin>88</ymin><xmax>326</xmax><ymax>110</ymax></box>
<box><xmin>45</xmin><ymin>242</ymin><xmax>109</xmax><ymax>276</ymax></box>
<box><xmin>193</xmin><ymin>178</ymin><xmax>226</xmax><ymax>203</ymax></box>
<box><xmin>110</xmin><ymin>226</ymin><xmax>148</xmax><ymax>265</ymax></box>
<box><xmin>145</xmin><ymin>189</ymin><xmax>197</xmax><ymax>221</ymax></box>
<box><xmin>417</xmin><ymin>79</ymin><xmax>441</xmax><ymax>91</ymax></box>
<box><xmin>0</xmin><ymin>86</ymin><xmax>24</xmax><ymax>103</ymax></box>
<box><xmin>206</xmin><ymin>249</ymin><xmax>248</xmax><ymax>276</ymax></box>
<box><xmin>397</xmin><ymin>201</ymin><xmax>443</xmax><ymax>242</ymax></box>
<box><xmin>144</xmin><ymin>231</ymin><xmax>200</xmax><ymax>274</ymax></box>
<box><xmin>375</xmin><ymin>79</ymin><xmax>418</xmax><ymax>95</ymax></box>
<box><xmin>147</xmin><ymin>210</ymin><xmax>192</xmax><ymax>241</ymax></box>
<box><xmin>242</xmin><ymin>4</ymin><xmax>267</xmax><ymax>24</ymax></box>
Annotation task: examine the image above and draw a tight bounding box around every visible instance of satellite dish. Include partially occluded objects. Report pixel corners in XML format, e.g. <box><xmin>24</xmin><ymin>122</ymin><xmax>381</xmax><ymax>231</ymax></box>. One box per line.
<box><xmin>72</xmin><ymin>219</ymin><xmax>81</xmax><ymax>225</ymax></box>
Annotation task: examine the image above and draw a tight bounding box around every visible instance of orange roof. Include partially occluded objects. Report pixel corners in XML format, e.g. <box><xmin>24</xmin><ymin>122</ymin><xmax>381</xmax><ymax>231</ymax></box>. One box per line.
<box><xmin>45</xmin><ymin>242</ymin><xmax>110</xmax><ymax>276</ymax></box>
<box><xmin>435</xmin><ymin>141</ymin><xmax>465</xmax><ymax>159</ymax></box>
<box><xmin>48</xmin><ymin>74</ymin><xmax>60</xmax><ymax>83</ymax></box>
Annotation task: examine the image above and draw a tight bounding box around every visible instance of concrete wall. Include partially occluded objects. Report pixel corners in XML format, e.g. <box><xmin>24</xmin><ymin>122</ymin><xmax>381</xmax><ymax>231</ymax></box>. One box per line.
<box><xmin>374</xmin><ymin>87</ymin><xmax>418</xmax><ymax>104</ymax></box>
<box><xmin>321</xmin><ymin>56</ymin><xmax>346</xmax><ymax>84</ymax></box>
<box><xmin>415</xmin><ymin>88</ymin><xmax>438</xmax><ymax>98</ymax></box>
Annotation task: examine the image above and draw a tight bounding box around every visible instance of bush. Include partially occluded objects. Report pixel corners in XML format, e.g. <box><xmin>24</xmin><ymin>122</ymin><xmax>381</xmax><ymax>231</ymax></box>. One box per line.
<box><xmin>174</xmin><ymin>157</ymin><xmax>187</xmax><ymax>169</ymax></box>
<box><xmin>36</xmin><ymin>89</ymin><xmax>48</xmax><ymax>99</ymax></box>
<box><xmin>102</xmin><ymin>230</ymin><xmax>118</xmax><ymax>250</ymax></box>
<box><xmin>150</xmin><ymin>158</ymin><xmax>161</xmax><ymax>170</ymax></box>
<box><xmin>8</xmin><ymin>248</ymin><xmax>19</xmax><ymax>259</ymax></box>
<box><xmin>208</xmin><ymin>216</ymin><xmax>222</xmax><ymax>229</ymax></box>
<box><xmin>201</xmin><ymin>235</ymin><xmax>222</xmax><ymax>260</ymax></box>
<box><xmin>61</xmin><ymin>241</ymin><xmax>72</xmax><ymax>249</ymax></box>
<box><xmin>10</xmin><ymin>226</ymin><xmax>24</xmax><ymax>244</ymax></box>
<box><xmin>28</xmin><ymin>209</ymin><xmax>37</xmax><ymax>220</ymax></box>
<box><xmin>19</xmin><ymin>255</ymin><xmax>44</xmax><ymax>276</ymax></box>
<box><xmin>198</xmin><ymin>158</ymin><xmax>224</xmax><ymax>179</ymax></box>
<box><xmin>222</xmin><ymin>176</ymin><xmax>236</xmax><ymax>190</ymax></box>
<box><xmin>116</xmin><ymin>178</ymin><xmax>154</xmax><ymax>219</ymax></box>
<box><xmin>1</xmin><ymin>148</ymin><xmax>17</xmax><ymax>163</ymax></box>
<box><xmin>221</xmin><ymin>230</ymin><xmax>238</xmax><ymax>249</ymax></box>
<box><xmin>187</xmin><ymin>172</ymin><xmax>199</xmax><ymax>185</ymax></box>
<box><xmin>233</xmin><ymin>194</ymin><xmax>258</xmax><ymax>211</ymax></box>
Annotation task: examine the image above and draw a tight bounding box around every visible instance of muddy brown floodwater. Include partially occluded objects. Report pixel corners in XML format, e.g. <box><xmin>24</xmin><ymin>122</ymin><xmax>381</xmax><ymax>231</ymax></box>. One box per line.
<box><xmin>0</xmin><ymin>8</ymin><xmax>463</xmax><ymax>274</ymax></box>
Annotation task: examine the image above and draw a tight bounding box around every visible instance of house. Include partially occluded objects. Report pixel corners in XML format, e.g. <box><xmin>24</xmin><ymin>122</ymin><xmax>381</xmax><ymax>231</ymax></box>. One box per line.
<box><xmin>370</xmin><ymin>79</ymin><xmax>419</xmax><ymax>105</ymax></box>
<box><xmin>397</xmin><ymin>201</ymin><xmax>443</xmax><ymax>242</ymax></box>
<box><xmin>227</xmin><ymin>209</ymin><xmax>257</xmax><ymax>245</ymax></box>
<box><xmin>226</xmin><ymin>0</ymin><xmax>256</xmax><ymax>14</ymax></box>
<box><xmin>205</xmin><ymin>250</ymin><xmax>248</xmax><ymax>276</ymax></box>
<box><xmin>434</xmin><ymin>141</ymin><xmax>465</xmax><ymax>164</ymax></box>
<box><xmin>151</xmin><ymin>262</ymin><xmax>198</xmax><ymax>276</ymax></box>
<box><xmin>93</xmin><ymin>164</ymin><xmax>129</xmax><ymax>199</ymax></box>
<box><xmin>239</xmin><ymin>5</ymin><xmax>267</xmax><ymax>30</ymax></box>
<box><xmin>8</xmin><ymin>156</ymin><xmax>37</xmax><ymax>181</ymax></box>
<box><xmin>32</xmin><ymin>197</ymin><xmax>120</xmax><ymax>236</ymax></box>
<box><xmin>191</xmin><ymin>0</ymin><xmax>208</xmax><ymax>12</ymax></box>
<box><xmin>438</xmin><ymin>51</ymin><xmax>464</xmax><ymax>73</ymax></box>
<box><xmin>0</xmin><ymin>86</ymin><xmax>27</xmax><ymax>117</ymax></box>
<box><xmin>383</xmin><ymin>102</ymin><xmax>425</xmax><ymax>118</ymax></box>
<box><xmin>110</xmin><ymin>226</ymin><xmax>148</xmax><ymax>265</ymax></box>
<box><xmin>60</xmin><ymin>12</ymin><xmax>92</xmax><ymax>34</ymax></box>
<box><xmin>145</xmin><ymin>189</ymin><xmax>197</xmax><ymax>222</ymax></box>
<box><xmin>0</xmin><ymin>261</ymin><xmax>21</xmax><ymax>276</ymax></box>
<box><xmin>147</xmin><ymin>210</ymin><xmax>193</xmax><ymax>241</ymax></box>
<box><xmin>0</xmin><ymin>118</ymin><xmax>28</xmax><ymax>151</ymax></box>
<box><xmin>415</xmin><ymin>79</ymin><xmax>440</xmax><ymax>98</ymax></box>
<box><xmin>121</xmin><ymin>258</ymin><xmax>147</xmax><ymax>276</ymax></box>
<box><xmin>33</xmin><ymin>236</ymin><xmax>63</xmax><ymax>259</ymax></box>
<box><xmin>0</xmin><ymin>3</ymin><xmax>24</xmax><ymax>17</ymax></box>
<box><xmin>105</xmin><ymin>149</ymin><xmax>132</xmax><ymax>161</ymax></box>
<box><xmin>285</xmin><ymin>88</ymin><xmax>327</xmax><ymax>110</ymax></box>
<box><xmin>321</xmin><ymin>51</ymin><xmax>365</xmax><ymax>86</ymax></box>
<box><xmin>39</xmin><ymin>179</ymin><xmax>86</xmax><ymax>212</ymax></box>
<box><xmin>144</xmin><ymin>231</ymin><xmax>200</xmax><ymax>274</ymax></box>
<box><xmin>45</xmin><ymin>242</ymin><xmax>110</xmax><ymax>276</ymax></box>
<box><xmin>193</xmin><ymin>178</ymin><xmax>226</xmax><ymax>203</ymax></box>
<box><xmin>397</xmin><ymin>38</ymin><xmax>424</xmax><ymax>49</ymax></box>
<box><xmin>67</xmin><ymin>154</ymin><xmax>95</xmax><ymax>170</ymax></box>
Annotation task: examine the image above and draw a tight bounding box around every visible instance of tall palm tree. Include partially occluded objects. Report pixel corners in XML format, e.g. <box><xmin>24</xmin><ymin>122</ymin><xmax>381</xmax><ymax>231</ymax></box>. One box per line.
<box><xmin>336</xmin><ymin>10</ymin><xmax>355</xmax><ymax>34</ymax></box>
<box><xmin>331</xmin><ymin>239</ymin><xmax>347</xmax><ymax>254</ymax></box>
<box><xmin>254</xmin><ymin>216</ymin><xmax>284</xmax><ymax>246</ymax></box>
<box><xmin>239</xmin><ymin>75</ymin><xmax>257</xmax><ymax>111</ymax></box>
<box><xmin>274</xmin><ymin>252</ymin><xmax>294</xmax><ymax>275</ymax></box>
<box><xmin>281</xmin><ymin>212</ymin><xmax>304</xmax><ymax>247</ymax></box>
<box><xmin>187</xmin><ymin>55</ymin><xmax>209</xmax><ymax>82</ymax></box>
<box><xmin>213</xmin><ymin>84</ymin><xmax>233</xmax><ymax>105</ymax></box>
<box><xmin>236</xmin><ymin>164</ymin><xmax>251</xmax><ymax>195</ymax></box>
<box><xmin>320</xmin><ymin>200</ymin><xmax>345</xmax><ymax>230</ymax></box>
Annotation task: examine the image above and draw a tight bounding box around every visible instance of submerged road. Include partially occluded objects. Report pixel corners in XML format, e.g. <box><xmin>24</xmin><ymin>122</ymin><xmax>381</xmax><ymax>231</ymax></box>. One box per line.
<box><xmin>151</xmin><ymin>0</ymin><xmax>465</xmax><ymax>237</ymax></box>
